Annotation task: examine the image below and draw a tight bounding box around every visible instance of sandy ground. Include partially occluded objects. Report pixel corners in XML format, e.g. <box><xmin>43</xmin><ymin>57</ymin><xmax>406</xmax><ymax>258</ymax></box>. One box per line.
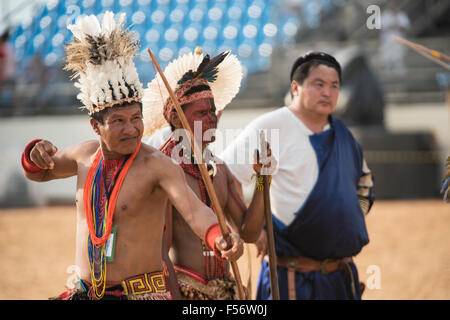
<box><xmin>0</xmin><ymin>199</ymin><xmax>448</xmax><ymax>300</ymax></box>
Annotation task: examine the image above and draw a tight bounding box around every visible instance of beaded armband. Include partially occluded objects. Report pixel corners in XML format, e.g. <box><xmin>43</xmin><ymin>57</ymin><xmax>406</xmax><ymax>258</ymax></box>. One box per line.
<box><xmin>254</xmin><ymin>174</ymin><xmax>272</xmax><ymax>191</ymax></box>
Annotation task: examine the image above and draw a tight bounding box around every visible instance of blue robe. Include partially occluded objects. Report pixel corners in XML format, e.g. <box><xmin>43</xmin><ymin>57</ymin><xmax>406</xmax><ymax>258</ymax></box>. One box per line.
<box><xmin>257</xmin><ymin>117</ymin><xmax>372</xmax><ymax>300</ymax></box>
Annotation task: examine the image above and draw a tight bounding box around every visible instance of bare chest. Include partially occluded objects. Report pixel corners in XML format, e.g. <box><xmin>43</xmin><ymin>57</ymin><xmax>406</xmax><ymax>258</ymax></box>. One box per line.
<box><xmin>184</xmin><ymin>166</ymin><xmax>228</xmax><ymax>208</ymax></box>
<box><xmin>74</xmin><ymin>158</ymin><xmax>164</xmax><ymax>228</ymax></box>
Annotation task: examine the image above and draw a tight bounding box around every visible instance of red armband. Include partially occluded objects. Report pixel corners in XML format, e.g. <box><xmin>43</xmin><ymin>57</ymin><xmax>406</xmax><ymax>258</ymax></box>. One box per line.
<box><xmin>21</xmin><ymin>139</ymin><xmax>44</xmax><ymax>174</ymax></box>
<box><xmin>204</xmin><ymin>223</ymin><xmax>231</xmax><ymax>260</ymax></box>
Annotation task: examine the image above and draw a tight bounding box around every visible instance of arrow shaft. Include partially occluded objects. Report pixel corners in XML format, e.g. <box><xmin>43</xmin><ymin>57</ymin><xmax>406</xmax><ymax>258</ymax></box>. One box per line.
<box><xmin>147</xmin><ymin>48</ymin><xmax>246</xmax><ymax>300</ymax></box>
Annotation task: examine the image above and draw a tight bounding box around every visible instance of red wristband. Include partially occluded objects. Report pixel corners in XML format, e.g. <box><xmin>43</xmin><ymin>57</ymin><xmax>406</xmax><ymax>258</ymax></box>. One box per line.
<box><xmin>204</xmin><ymin>223</ymin><xmax>231</xmax><ymax>260</ymax></box>
<box><xmin>21</xmin><ymin>139</ymin><xmax>44</xmax><ymax>174</ymax></box>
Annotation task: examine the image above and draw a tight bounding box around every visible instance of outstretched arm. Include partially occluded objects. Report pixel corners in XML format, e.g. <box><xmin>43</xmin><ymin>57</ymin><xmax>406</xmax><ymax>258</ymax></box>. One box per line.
<box><xmin>21</xmin><ymin>139</ymin><xmax>91</xmax><ymax>182</ymax></box>
<box><xmin>157</xmin><ymin>156</ymin><xmax>243</xmax><ymax>261</ymax></box>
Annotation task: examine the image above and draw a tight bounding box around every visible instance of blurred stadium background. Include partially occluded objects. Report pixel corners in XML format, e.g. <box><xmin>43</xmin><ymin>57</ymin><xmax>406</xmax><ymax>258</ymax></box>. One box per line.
<box><xmin>0</xmin><ymin>0</ymin><xmax>449</xmax><ymax>205</ymax></box>
<box><xmin>0</xmin><ymin>0</ymin><xmax>449</xmax><ymax>301</ymax></box>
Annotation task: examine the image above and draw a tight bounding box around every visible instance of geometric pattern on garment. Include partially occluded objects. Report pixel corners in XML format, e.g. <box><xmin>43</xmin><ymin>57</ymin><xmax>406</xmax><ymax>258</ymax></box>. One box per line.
<box><xmin>122</xmin><ymin>271</ymin><xmax>167</xmax><ymax>295</ymax></box>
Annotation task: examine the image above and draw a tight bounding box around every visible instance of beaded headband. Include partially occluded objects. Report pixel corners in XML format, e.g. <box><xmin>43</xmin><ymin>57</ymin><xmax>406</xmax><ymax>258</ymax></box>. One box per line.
<box><xmin>142</xmin><ymin>48</ymin><xmax>243</xmax><ymax>137</ymax></box>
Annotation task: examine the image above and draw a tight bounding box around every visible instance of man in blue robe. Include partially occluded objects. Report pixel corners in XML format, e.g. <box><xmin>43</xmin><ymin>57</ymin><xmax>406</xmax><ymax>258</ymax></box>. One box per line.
<box><xmin>220</xmin><ymin>52</ymin><xmax>374</xmax><ymax>300</ymax></box>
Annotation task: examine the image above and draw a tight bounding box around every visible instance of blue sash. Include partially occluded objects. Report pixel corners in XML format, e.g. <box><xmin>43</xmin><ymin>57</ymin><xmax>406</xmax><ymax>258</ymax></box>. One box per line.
<box><xmin>273</xmin><ymin>117</ymin><xmax>369</xmax><ymax>260</ymax></box>
<box><xmin>257</xmin><ymin>117</ymin><xmax>370</xmax><ymax>300</ymax></box>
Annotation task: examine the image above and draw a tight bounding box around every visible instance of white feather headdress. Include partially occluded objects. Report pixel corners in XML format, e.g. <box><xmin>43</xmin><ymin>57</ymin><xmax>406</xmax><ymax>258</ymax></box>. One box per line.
<box><xmin>64</xmin><ymin>11</ymin><xmax>143</xmax><ymax>114</ymax></box>
<box><xmin>142</xmin><ymin>48</ymin><xmax>243</xmax><ymax>137</ymax></box>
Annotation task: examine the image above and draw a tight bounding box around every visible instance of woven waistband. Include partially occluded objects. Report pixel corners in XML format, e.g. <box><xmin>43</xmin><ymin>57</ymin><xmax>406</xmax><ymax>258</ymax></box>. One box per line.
<box><xmin>121</xmin><ymin>271</ymin><xmax>168</xmax><ymax>295</ymax></box>
<box><xmin>74</xmin><ymin>271</ymin><xmax>168</xmax><ymax>300</ymax></box>
<box><xmin>174</xmin><ymin>265</ymin><xmax>208</xmax><ymax>285</ymax></box>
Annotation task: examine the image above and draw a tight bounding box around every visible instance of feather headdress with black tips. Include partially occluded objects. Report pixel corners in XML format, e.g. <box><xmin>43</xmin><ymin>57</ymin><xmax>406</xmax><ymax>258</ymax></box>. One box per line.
<box><xmin>64</xmin><ymin>11</ymin><xmax>143</xmax><ymax>115</ymax></box>
<box><xmin>143</xmin><ymin>48</ymin><xmax>243</xmax><ymax>137</ymax></box>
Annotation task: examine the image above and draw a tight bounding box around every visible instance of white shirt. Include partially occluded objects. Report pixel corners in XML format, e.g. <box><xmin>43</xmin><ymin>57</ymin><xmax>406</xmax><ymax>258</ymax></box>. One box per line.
<box><xmin>220</xmin><ymin>106</ymin><xmax>330</xmax><ymax>227</ymax></box>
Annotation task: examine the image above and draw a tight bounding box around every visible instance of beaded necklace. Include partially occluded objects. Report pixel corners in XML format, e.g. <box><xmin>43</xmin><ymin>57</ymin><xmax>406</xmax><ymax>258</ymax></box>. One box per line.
<box><xmin>83</xmin><ymin>142</ymin><xmax>141</xmax><ymax>299</ymax></box>
<box><xmin>162</xmin><ymin>139</ymin><xmax>225</xmax><ymax>280</ymax></box>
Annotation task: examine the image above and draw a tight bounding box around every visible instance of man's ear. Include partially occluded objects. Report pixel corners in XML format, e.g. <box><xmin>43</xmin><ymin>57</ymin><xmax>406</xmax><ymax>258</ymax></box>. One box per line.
<box><xmin>291</xmin><ymin>80</ymin><xmax>300</xmax><ymax>97</ymax></box>
<box><xmin>90</xmin><ymin>118</ymin><xmax>101</xmax><ymax>136</ymax></box>
<box><xmin>169</xmin><ymin>111</ymin><xmax>182</xmax><ymax>129</ymax></box>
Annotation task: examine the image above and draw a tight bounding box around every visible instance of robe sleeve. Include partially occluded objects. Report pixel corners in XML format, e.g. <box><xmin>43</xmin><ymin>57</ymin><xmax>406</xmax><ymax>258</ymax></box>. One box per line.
<box><xmin>357</xmin><ymin>158</ymin><xmax>374</xmax><ymax>216</ymax></box>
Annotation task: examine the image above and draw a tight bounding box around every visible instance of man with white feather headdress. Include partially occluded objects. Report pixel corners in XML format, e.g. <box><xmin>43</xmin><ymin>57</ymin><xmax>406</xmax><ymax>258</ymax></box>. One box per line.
<box><xmin>142</xmin><ymin>48</ymin><xmax>276</xmax><ymax>299</ymax></box>
<box><xmin>19</xmin><ymin>12</ymin><xmax>243</xmax><ymax>300</ymax></box>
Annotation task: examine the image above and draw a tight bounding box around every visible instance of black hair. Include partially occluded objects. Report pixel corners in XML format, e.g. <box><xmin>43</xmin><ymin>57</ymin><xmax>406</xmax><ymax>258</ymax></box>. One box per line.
<box><xmin>0</xmin><ymin>29</ymin><xmax>10</xmax><ymax>42</ymax></box>
<box><xmin>90</xmin><ymin>101</ymin><xmax>142</xmax><ymax>124</ymax></box>
<box><xmin>184</xmin><ymin>84</ymin><xmax>211</xmax><ymax>97</ymax></box>
<box><xmin>290</xmin><ymin>51</ymin><xmax>342</xmax><ymax>85</ymax></box>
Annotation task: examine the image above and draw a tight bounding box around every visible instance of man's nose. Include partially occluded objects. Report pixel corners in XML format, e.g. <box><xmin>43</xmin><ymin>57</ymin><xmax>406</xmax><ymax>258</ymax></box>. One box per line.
<box><xmin>123</xmin><ymin>121</ymin><xmax>137</xmax><ymax>134</ymax></box>
<box><xmin>322</xmin><ymin>86</ymin><xmax>331</xmax><ymax>97</ymax></box>
<box><xmin>208</xmin><ymin>112</ymin><xmax>217</xmax><ymax>122</ymax></box>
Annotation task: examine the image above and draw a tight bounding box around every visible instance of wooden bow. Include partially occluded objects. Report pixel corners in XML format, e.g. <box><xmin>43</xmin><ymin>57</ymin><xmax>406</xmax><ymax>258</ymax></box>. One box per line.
<box><xmin>259</xmin><ymin>131</ymin><xmax>280</xmax><ymax>300</ymax></box>
<box><xmin>147</xmin><ymin>48</ymin><xmax>246</xmax><ymax>300</ymax></box>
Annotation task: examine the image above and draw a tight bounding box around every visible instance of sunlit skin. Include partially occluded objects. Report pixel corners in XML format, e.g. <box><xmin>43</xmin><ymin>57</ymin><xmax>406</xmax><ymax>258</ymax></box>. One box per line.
<box><xmin>167</xmin><ymin>97</ymin><xmax>272</xmax><ymax>291</ymax></box>
<box><xmin>90</xmin><ymin>104</ymin><xmax>144</xmax><ymax>159</ymax></box>
<box><xmin>289</xmin><ymin>64</ymin><xmax>340</xmax><ymax>134</ymax></box>
<box><xmin>23</xmin><ymin>102</ymin><xmax>243</xmax><ymax>290</ymax></box>
<box><xmin>175</xmin><ymin>98</ymin><xmax>218</xmax><ymax>147</ymax></box>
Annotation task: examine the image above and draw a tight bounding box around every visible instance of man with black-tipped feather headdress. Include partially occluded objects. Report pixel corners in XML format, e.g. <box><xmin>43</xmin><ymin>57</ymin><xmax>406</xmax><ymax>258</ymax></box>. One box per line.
<box><xmin>20</xmin><ymin>11</ymin><xmax>243</xmax><ymax>300</ymax></box>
